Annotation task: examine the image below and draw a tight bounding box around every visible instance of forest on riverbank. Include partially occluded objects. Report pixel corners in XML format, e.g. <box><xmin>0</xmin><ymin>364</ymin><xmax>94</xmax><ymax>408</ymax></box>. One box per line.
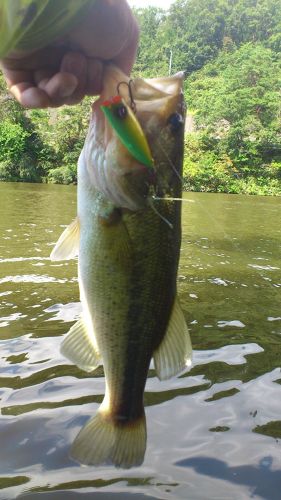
<box><xmin>0</xmin><ymin>0</ymin><xmax>280</xmax><ymax>194</ymax></box>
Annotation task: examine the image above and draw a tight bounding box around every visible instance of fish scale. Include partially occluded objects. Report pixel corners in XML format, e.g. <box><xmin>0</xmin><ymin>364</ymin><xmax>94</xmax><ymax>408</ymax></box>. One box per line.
<box><xmin>50</xmin><ymin>65</ymin><xmax>192</xmax><ymax>468</ymax></box>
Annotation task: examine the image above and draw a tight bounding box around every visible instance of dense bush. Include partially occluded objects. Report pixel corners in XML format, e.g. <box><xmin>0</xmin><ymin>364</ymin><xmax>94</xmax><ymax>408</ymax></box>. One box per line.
<box><xmin>0</xmin><ymin>120</ymin><xmax>29</xmax><ymax>165</ymax></box>
<box><xmin>183</xmin><ymin>41</ymin><xmax>281</xmax><ymax>194</ymax></box>
<box><xmin>47</xmin><ymin>164</ymin><xmax>77</xmax><ymax>185</ymax></box>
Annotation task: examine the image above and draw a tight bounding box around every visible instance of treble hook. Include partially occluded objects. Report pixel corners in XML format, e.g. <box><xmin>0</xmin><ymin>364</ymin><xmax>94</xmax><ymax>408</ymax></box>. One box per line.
<box><xmin>117</xmin><ymin>80</ymin><xmax>137</xmax><ymax>114</ymax></box>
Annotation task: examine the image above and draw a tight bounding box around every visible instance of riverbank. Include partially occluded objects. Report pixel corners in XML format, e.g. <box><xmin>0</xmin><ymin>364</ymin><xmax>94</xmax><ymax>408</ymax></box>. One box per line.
<box><xmin>1</xmin><ymin>174</ymin><xmax>281</xmax><ymax>196</ymax></box>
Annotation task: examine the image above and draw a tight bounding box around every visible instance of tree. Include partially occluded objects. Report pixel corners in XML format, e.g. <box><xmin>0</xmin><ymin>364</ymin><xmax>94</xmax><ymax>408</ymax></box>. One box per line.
<box><xmin>133</xmin><ymin>7</ymin><xmax>168</xmax><ymax>77</ymax></box>
<box><xmin>184</xmin><ymin>42</ymin><xmax>281</xmax><ymax>193</ymax></box>
<box><xmin>162</xmin><ymin>0</ymin><xmax>229</xmax><ymax>73</ymax></box>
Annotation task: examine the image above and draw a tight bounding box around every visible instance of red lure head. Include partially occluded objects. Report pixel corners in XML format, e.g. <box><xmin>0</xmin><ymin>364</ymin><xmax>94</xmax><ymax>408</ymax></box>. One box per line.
<box><xmin>102</xmin><ymin>95</ymin><xmax>123</xmax><ymax>107</ymax></box>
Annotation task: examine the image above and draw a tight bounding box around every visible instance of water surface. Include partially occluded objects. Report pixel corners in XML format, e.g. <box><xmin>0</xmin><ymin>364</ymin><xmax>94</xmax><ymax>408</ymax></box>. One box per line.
<box><xmin>0</xmin><ymin>183</ymin><xmax>281</xmax><ymax>500</ymax></box>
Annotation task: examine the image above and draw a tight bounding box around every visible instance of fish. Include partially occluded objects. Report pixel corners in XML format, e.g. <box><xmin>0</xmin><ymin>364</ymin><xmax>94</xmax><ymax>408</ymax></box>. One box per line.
<box><xmin>50</xmin><ymin>65</ymin><xmax>192</xmax><ymax>468</ymax></box>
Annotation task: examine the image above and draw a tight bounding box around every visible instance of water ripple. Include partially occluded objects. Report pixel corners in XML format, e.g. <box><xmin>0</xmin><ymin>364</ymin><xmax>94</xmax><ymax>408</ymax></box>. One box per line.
<box><xmin>0</xmin><ymin>187</ymin><xmax>281</xmax><ymax>499</ymax></box>
<box><xmin>0</xmin><ymin>257</ymin><xmax>50</xmax><ymax>264</ymax></box>
<box><xmin>0</xmin><ymin>275</ymin><xmax>69</xmax><ymax>284</ymax></box>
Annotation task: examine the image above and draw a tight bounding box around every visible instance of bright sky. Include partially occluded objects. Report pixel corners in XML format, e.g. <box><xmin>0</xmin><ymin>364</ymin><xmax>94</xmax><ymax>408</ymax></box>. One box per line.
<box><xmin>128</xmin><ymin>0</ymin><xmax>174</xmax><ymax>9</ymax></box>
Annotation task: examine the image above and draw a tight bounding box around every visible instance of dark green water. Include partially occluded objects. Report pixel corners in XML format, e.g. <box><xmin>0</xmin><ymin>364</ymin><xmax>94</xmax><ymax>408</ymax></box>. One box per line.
<box><xmin>0</xmin><ymin>182</ymin><xmax>281</xmax><ymax>500</ymax></box>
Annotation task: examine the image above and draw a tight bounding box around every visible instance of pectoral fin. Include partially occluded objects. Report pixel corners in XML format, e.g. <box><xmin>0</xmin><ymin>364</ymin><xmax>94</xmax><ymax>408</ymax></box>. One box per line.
<box><xmin>61</xmin><ymin>316</ymin><xmax>101</xmax><ymax>372</ymax></box>
<box><xmin>50</xmin><ymin>217</ymin><xmax>79</xmax><ymax>261</ymax></box>
<box><xmin>153</xmin><ymin>297</ymin><xmax>192</xmax><ymax>380</ymax></box>
<box><xmin>111</xmin><ymin>223</ymin><xmax>133</xmax><ymax>267</ymax></box>
<box><xmin>99</xmin><ymin>211</ymin><xmax>133</xmax><ymax>268</ymax></box>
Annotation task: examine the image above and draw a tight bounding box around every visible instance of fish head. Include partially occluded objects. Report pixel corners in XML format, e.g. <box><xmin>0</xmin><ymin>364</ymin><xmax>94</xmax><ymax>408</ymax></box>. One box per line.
<box><xmin>134</xmin><ymin>74</ymin><xmax>186</xmax><ymax>200</ymax></box>
<box><xmin>82</xmin><ymin>65</ymin><xmax>185</xmax><ymax>210</ymax></box>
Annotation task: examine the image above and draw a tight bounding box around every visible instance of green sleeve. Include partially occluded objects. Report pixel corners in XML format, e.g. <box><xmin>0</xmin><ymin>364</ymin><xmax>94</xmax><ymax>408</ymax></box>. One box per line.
<box><xmin>0</xmin><ymin>0</ymin><xmax>94</xmax><ymax>58</ymax></box>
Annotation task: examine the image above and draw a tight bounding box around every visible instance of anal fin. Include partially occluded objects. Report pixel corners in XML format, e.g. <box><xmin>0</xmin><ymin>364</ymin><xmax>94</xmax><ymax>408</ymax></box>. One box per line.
<box><xmin>61</xmin><ymin>316</ymin><xmax>101</xmax><ymax>372</ymax></box>
<box><xmin>153</xmin><ymin>296</ymin><xmax>192</xmax><ymax>380</ymax></box>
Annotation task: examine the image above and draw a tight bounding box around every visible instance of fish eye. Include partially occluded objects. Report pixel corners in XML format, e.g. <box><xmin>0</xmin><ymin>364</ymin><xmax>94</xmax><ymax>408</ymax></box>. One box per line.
<box><xmin>167</xmin><ymin>113</ymin><xmax>184</xmax><ymax>132</ymax></box>
<box><xmin>114</xmin><ymin>104</ymin><xmax>128</xmax><ymax>120</ymax></box>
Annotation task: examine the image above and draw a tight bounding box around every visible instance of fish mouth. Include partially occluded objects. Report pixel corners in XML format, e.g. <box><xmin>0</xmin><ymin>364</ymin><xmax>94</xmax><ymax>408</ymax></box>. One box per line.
<box><xmin>83</xmin><ymin>66</ymin><xmax>185</xmax><ymax>211</ymax></box>
<box><xmin>84</xmin><ymin>102</ymin><xmax>155</xmax><ymax>211</ymax></box>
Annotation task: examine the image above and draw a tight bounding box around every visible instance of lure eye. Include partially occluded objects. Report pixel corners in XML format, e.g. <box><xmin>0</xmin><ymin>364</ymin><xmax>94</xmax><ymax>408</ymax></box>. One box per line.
<box><xmin>114</xmin><ymin>104</ymin><xmax>128</xmax><ymax>120</ymax></box>
<box><xmin>167</xmin><ymin>113</ymin><xmax>184</xmax><ymax>133</ymax></box>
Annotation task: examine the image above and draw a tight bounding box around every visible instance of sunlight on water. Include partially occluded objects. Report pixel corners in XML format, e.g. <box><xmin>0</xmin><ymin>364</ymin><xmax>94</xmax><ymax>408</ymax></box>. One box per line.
<box><xmin>0</xmin><ymin>183</ymin><xmax>281</xmax><ymax>499</ymax></box>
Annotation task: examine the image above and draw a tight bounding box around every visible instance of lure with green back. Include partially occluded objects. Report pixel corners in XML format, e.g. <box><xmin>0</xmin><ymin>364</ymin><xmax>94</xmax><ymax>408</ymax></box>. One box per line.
<box><xmin>101</xmin><ymin>96</ymin><xmax>154</xmax><ymax>169</ymax></box>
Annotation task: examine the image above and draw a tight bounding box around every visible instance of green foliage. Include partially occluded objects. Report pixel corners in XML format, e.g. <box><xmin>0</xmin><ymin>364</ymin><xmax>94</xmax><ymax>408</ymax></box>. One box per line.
<box><xmin>134</xmin><ymin>0</ymin><xmax>281</xmax><ymax>74</ymax></box>
<box><xmin>184</xmin><ymin>41</ymin><xmax>281</xmax><ymax>194</ymax></box>
<box><xmin>0</xmin><ymin>120</ymin><xmax>29</xmax><ymax>164</ymax></box>
<box><xmin>0</xmin><ymin>0</ymin><xmax>280</xmax><ymax>194</ymax></box>
<box><xmin>47</xmin><ymin>164</ymin><xmax>77</xmax><ymax>185</ymax></box>
<box><xmin>0</xmin><ymin>160</ymin><xmax>15</xmax><ymax>181</ymax></box>
<box><xmin>224</xmin><ymin>0</ymin><xmax>281</xmax><ymax>46</ymax></box>
<box><xmin>27</xmin><ymin>98</ymin><xmax>92</xmax><ymax>182</ymax></box>
<box><xmin>161</xmin><ymin>0</ymin><xmax>228</xmax><ymax>73</ymax></box>
<box><xmin>183</xmin><ymin>133</ymin><xmax>242</xmax><ymax>192</ymax></box>
<box><xmin>133</xmin><ymin>7</ymin><xmax>168</xmax><ymax>77</ymax></box>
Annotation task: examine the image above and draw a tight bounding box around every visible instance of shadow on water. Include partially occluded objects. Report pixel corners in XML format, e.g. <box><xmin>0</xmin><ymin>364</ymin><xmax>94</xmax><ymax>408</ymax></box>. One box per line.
<box><xmin>176</xmin><ymin>455</ymin><xmax>281</xmax><ymax>500</ymax></box>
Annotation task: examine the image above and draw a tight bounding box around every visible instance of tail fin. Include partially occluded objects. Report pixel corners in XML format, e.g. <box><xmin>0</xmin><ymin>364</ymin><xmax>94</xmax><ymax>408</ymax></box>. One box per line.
<box><xmin>71</xmin><ymin>409</ymin><xmax>147</xmax><ymax>469</ymax></box>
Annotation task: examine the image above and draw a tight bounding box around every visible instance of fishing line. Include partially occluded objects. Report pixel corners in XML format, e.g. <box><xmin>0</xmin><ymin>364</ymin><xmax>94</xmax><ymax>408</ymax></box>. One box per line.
<box><xmin>155</xmin><ymin>137</ymin><xmax>184</xmax><ymax>184</ymax></box>
<box><xmin>148</xmin><ymin>197</ymin><xmax>174</xmax><ymax>229</ymax></box>
<box><xmin>152</xmin><ymin>196</ymin><xmax>190</xmax><ymax>202</ymax></box>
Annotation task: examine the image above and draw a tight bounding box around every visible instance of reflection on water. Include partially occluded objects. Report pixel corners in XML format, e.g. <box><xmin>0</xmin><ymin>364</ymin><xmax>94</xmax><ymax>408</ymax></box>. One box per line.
<box><xmin>0</xmin><ymin>183</ymin><xmax>281</xmax><ymax>499</ymax></box>
<box><xmin>177</xmin><ymin>456</ymin><xmax>281</xmax><ymax>500</ymax></box>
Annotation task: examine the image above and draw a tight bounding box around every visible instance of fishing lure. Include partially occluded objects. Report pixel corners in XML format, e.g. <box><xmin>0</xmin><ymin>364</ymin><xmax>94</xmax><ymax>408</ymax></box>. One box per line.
<box><xmin>101</xmin><ymin>95</ymin><xmax>154</xmax><ymax>169</ymax></box>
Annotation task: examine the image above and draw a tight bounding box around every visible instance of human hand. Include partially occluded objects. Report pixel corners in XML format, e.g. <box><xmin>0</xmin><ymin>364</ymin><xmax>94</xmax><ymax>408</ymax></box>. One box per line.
<box><xmin>0</xmin><ymin>0</ymin><xmax>139</xmax><ymax>108</ymax></box>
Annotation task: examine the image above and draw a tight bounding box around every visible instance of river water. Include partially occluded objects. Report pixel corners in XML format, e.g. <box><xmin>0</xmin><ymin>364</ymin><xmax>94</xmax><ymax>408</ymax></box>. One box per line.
<box><xmin>0</xmin><ymin>182</ymin><xmax>281</xmax><ymax>500</ymax></box>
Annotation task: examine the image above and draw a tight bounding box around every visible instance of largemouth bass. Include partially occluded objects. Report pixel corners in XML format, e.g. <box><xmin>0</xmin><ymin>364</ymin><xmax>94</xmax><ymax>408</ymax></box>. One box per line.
<box><xmin>51</xmin><ymin>65</ymin><xmax>192</xmax><ymax>468</ymax></box>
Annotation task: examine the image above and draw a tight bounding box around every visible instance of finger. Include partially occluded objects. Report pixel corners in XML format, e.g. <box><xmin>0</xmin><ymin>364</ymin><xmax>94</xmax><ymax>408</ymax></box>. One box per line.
<box><xmin>85</xmin><ymin>58</ymin><xmax>103</xmax><ymax>96</ymax></box>
<box><xmin>1</xmin><ymin>46</ymin><xmax>67</xmax><ymax>70</ymax></box>
<box><xmin>37</xmin><ymin>72</ymin><xmax>78</xmax><ymax>106</ymax></box>
<box><xmin>61</xmin><ymin>57</ymin><xmax>104</xmax><ymax>103</ymax></box>
<box><xmin>68</xmin><ymin>0</ymin><xmax>138</xmax><ymax>67</ymax></box>
<box><xmin>3</xmin><ymin>65</ymin><xmax>78</xmax><ymax>107</ymax></box>
<box><xmin>1</xmin><ymin>67</ymin><xmax>51</xmax><ymax>108</ymax></box>
<box><xmin>37</xmin><ymin>52</ymin><xmax>103</xmax><ymax>105</ymax></box>
<box><xmin>34</xmin><ymin>54</ymin><xmax>90</xmax><ymax>106</ymax></box>
<box><xmin>60</xmin><ymin>51</ymin><xmax>87</xmax><ymax>104</ymax></box>
<box><xmin>34</xmin><ymin>68</ymin><xmax>54</xmax><ymax>86</ymax></box>
<box><xmin>1</xmin><ymin>66</ymin><xmax>33</xmax><ymax>89</ymax></box>
<box><xmin>60</xmin><ymin>53</ymin><xmax>103</xmax><ymax>102</ymax></box>
<box><xmin>10</xmin><ymin>83</ymin><xmax>51</xmax><ymax>108</ymax></box>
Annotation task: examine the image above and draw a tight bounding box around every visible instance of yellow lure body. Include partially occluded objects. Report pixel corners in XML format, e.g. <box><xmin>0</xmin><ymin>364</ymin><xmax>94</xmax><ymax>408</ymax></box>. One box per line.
<box><xmin>101</xmin><ymin>96</ymin><xmax>154</xmax><ymax>169</ymax></box>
